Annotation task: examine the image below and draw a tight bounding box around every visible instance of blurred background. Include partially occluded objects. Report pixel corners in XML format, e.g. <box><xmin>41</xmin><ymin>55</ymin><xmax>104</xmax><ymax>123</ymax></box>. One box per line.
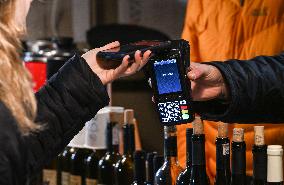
<box><xmin>25</xmin><ymin>0</ymin><xmax>188</xmax><ymax>154</ymax></box>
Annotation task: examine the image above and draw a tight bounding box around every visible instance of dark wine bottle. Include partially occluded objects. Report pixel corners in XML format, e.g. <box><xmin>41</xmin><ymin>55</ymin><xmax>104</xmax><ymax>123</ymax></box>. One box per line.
<box><xmin>115</xmin><ymin>109</ymin><xmax>136</xmax><ymax>185</ymax></box>
<box><xmin>60</xmin><ymin>146</ymin><xmax>77</xmax><ymax>185</ymax></box>
<box><xmin>132</xmin><ymin>151</ymin><xmax>146</xmax><ymax>185</ymax></box>
<box><xmin>215</xmin><ymin>122</ymin><xmax>230</xmax><ymax>185</ymax></box>
<box><xmin>97</xmin><ymin>112</ymin><xmax>122</xmax><ymax>185</ymax></box>
<box><xmin>145</xmin><ymin>152</ymin><xmax>157</xmax><ymax>185</ymax></box>
<box><xmin>231</xmin><ymin>128</ymin><xmax>246</xmax><ymax>185</ymax></box>
<box><xmin>155</xmin><ymin>126</ymin><xmax>183</xmax><ymax>185</ymax></box>
<box><xmin>85</xmin><ymin>149</ymin><xmax>105</xmax><ymax>185</ymax></box>
<box><xmin>251</xmin><ymin>126</ymin><xmax>267</xmax><ymax>185</ymax></box>
<box><xmin>176</xmin><ymin>128</ymin><xmax>193</xmax><ymax>185</ymax></box>
<box><xmin>153</xmin><ymin>155</ymin><xmax>164</xmax><ymax>180</ymax></box>
<box><xmin>190</xmin><ymin>117</ymin><xmax>209</xmax><ymax>185</ymax></box>
<box><xmin>69</xmin><ymin>127</ymin><xmax>93</xmax><ymax>185</ymax></box>
<box><xmin>85</xmin><ymin>107</ymin><xmax>123</xmax><ymax>185</ymax></box>
<box><xmin>70</xmin><ymin>147</ymin><xmax>93</xmax><ymax>185</ymax></box>
<box><xmin>43</xmin><ymin>158</ymin><xmax>58</xmax><ymax>185</ymax></box>
<box><xmin>267</xmin><ymin>145</ymin><xmax>283</xmax><ymax>185</ymax></box>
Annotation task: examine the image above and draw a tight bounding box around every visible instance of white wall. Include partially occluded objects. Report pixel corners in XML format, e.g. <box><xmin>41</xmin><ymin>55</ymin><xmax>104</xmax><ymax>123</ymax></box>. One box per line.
<box><xmin>118</xmin><ymin>0</ymin><xmax>188</xmax><ymax>39</ymax></box>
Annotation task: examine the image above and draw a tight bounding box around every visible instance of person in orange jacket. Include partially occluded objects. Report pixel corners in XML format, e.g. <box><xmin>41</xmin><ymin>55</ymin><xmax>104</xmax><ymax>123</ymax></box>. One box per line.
<box><xmin>179</xmin><ymin>0</ymin><xmax>284</xmax><ymax>183</ymax></box>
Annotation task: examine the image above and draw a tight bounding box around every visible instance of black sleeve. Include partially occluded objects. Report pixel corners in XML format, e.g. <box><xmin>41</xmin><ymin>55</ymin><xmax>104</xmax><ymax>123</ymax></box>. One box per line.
<box><xmin>194</xmin><ymin>52</ymin><xmax>284</xmax><ymax>123</ymax></box>
<box><xmin>24</xmin><ymin>54</ymin><xmax>109</xmax><ymax>175</ymax></box>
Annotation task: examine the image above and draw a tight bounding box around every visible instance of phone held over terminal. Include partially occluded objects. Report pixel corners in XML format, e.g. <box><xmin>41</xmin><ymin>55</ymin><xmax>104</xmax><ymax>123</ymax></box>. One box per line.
<box><xmin>96</xmin><ymin>40</ymin><xmax>171</xmax><ymax>69</ymax></box>
<box><xmin>144</xmin><ymin>39</ymin><xmax>194</xmax><ymax>125</ymax></box>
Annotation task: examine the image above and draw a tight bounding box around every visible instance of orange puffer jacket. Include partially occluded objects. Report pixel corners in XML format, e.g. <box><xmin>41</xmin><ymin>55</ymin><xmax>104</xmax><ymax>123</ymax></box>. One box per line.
<box><xmin>180</xmin><ymin>0</ymin><xmax>284</xmax><ymax>183</ymax></box>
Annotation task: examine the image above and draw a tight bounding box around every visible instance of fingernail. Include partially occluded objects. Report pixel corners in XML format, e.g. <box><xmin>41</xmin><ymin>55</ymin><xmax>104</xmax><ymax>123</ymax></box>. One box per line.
<box><xmin>188</xmin><ymin>73</ymin><xmax>196</xmax><ymax>80</ymax></box>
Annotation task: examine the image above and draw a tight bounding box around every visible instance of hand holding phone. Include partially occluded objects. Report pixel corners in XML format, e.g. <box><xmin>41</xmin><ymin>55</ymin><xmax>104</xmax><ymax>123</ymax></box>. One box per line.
<box><xmin>97</xmin><ymin>40</ymin><xmax>171</xmax><ymax>69</ymax></box>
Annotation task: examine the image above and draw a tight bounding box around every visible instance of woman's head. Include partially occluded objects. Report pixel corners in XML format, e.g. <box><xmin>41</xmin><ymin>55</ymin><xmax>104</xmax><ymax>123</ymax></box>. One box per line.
<box><xmin>0</xmin><ymin>0</ymin><xmax>38</xmax><ymax>134</ymax></box>
<box><xmin>0</xmin><ymin>0</ymin><xmax>33</xmax><ymax>31</ymax></box>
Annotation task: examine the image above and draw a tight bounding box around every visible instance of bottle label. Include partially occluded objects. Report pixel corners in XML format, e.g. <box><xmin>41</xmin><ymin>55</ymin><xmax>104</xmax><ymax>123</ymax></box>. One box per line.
<box><xmin>43</xmin><ymin>169</ymin><xmax>57</xmax><ymax>185</ymax></box>
<box><xmin>86</xmin><ymin>178</ymin><xmax>98</xmax><ymax>185</ymax></box>
<box><xmin>70</xmin><ymin>175</ymin><xmax>82</xmax><ymax>185</ymax></box>
<box><xmin>61</xmin><ymin>171</ymin><xmax>70</xmax><ymax>185</ymax></box>
<box><xmin>222</xmin><ymin>143</ymin><xmax>230</xmax><ymax>155</ymax></box>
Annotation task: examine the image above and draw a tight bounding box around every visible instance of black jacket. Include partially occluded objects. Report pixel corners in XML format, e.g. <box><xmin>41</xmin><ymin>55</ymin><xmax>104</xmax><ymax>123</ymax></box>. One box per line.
<box><xmin>0</xmin><ymin>55</ymin><xmax>109</xmax><ymax>185</ymax></box>
<box><xmin>195</xmin><ymin>52</ymin><xmax>284</xmax><ymax>123</ymax></box>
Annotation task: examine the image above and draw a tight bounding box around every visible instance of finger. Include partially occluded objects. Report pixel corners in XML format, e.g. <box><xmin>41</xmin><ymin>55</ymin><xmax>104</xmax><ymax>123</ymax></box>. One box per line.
<box><xmin>134</xmin><ymin>50</ymin><xmax>142</xmax><ymax>64</ymax></box>
<box><xmin>112</xmin><ymin>55</ymin><xmax>130</xmax><ymax>78</ymax></box>
<box><xmin>125</xmin><ymin>59</ymin><xmax>140</xmax><ymax>75</ymax></box>
<box><xmin>140</xmin><ymin>50</ymin><xmax>152</xmax><ymax>69</ymax></box>
<box><xmin>187</xmin><ymin>63</ymin><xmax>207</xmax><ymax>81</ymax></box>
<box><xmin>123</xmin><ymin>51</ymin><xmax>141</xmax><ymax>75</ymax></box>
<box><xmin>98</xmin><ymin>41</ymin><xmax>120</xmax><ymax>51</ymax></box>
<box><xmin>152</xmin><ymin>96</ymin><xmax>156</xmax><ymax>103</ymax></box>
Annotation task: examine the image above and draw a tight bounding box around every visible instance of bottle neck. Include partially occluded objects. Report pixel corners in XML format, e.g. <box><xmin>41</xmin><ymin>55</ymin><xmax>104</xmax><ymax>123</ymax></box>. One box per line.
<box><xmin>186</xmin><ymin>129</ymin><xmax>193</xmax><ymax>168</ymax></box>
<box><xmin>231</xmin><ymin>141</ymin><xmax>246</xmax><ymax>175</ymax></box>
<box><xmin>191</xmin><ymin>134</ymin><xmax>206</xmax><ymax>166</ymax></box>
<box><xmin>106</xmin><ymin>122</ymin><xmax>120</xmax><ymax>154</ymax></box>
<box><xmin>145</xmin><ymin>156</ymin><xmax>154</xmax><ymax>183</ymax></box>
<box><xmin>106</xmin><ymin>123</ymin><xmax>113</xmax><ymax>153</ymax></box>
<box><xmin>252</xmin><ymin>145</ymin><xmax>267</xmax><ymax>181</ymax></box>
<box><xmin>216</xmin><ymin>137</ymin><xmax>230</xmax><ymax>170</ymax></box>
<box><xmin>123</xmin><ymin>124</ymin><xmax>135</xmax><ymax>156</ymax></box>
<box><xmin>164</xmin><ymin>136</ymin><xmax>177</xmax><ymax>157</ymax></box>
<box><xmin>134</xmin><ymin>158</ymin><xmax>146</xmax><ymax>183</ymax></box>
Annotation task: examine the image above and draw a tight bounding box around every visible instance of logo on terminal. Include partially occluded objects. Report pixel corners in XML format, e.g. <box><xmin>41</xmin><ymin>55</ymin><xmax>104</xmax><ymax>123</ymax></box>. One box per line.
<box><xmin>180</xmin><ymin>100</ymin><xmax>190</xmax><ymax>120</ymax></box>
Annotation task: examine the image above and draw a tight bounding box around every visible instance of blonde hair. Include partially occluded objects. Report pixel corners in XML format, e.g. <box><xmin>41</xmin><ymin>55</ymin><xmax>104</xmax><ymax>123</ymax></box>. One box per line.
<box><xmin>0</xmin><ymin>0</ymin><xmax>38</xmax><ymax>134</ymax></box>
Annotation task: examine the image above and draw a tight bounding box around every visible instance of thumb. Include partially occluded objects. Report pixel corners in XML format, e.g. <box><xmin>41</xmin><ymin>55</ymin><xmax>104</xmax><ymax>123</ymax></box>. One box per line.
<box><xmin>187</xmin><ymin>62</ymin><xmax>207</xmax><ymax>81</ymax></box>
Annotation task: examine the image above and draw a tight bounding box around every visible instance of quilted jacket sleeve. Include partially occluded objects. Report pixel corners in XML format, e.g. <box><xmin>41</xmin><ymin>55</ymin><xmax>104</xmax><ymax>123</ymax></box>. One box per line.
<box><xmin>194</xmin><ymin>52</ymin><xmax>284</xmax><ymax>123</ymax></box>
<box><xmin>24</xmin><ymin>54</ymin><xmax>109</xmax><ymax>175</ymax></box>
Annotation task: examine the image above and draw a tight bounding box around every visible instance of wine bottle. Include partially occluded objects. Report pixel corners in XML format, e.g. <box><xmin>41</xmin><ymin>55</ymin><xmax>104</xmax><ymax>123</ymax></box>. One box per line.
<box><xmin>190</xmin><ymin>117</ymin><xmax>209</xmax><ymax>185</ymax></box>
<box><xmin>155</xmin><ymin>126</ymin><xmax>183</xmax><ymax>185</ymax></box>
<box><xmin>85</xmin><ymin>149</ymin><xmax>105</xmax><ymax>185</ymax></box>
<box><xmin>176</xmin><ymin>128</ymin><xmax>193</xmax><ymax>185</ymax></box>
<box><xmin>153</xmin><ymin>155</ymin><xmax>164</xmax><ymax>178</ymax></box>
<box><xmin>231</xmin><ymin>128</ymin><xmax>246</xmax><ymax>185</ymax></box>
<box><xmin>97</xmin><ymin>112</ymin><xmax>122</xmax><ymax>185</ymax></box>
<box><xmin>267</xmin><ymin>145</ymin><xmax>283</xmax><ymax>185</ymax></box>
<box><xmin>85</xmin><ymin>107</ymin><xmax>123</xmax><ymax>185</ymax></box>
<box><xmin>132</xmin><ymin>150</ymin><xmax>147</xmax><ymax>185</ymax></box>
<box><xmin>60</xmin><ymin>146</ymin><xmax>77</xmax><ymax>185</ymax></box>
<box><xmin>252</xmin><ymin>126</ymin><xmax>267</xmax><ymax>185</ymax></box>
<box><xmin>115</xmin><ymin>109</ymin><xmax>136</xmax><ymax>185</ymax></box>
<box><xmin>145</xmin><ymin>152</ymin><xmax>157</xmax><ymax>185</ymax></box>
<box><xmin>69</xmin><ymin>126</ymin><xmax>93</xmax><ymax>185</ymax></box>
<box><xmin>43</xmin><ymin>158</ymin><xmax>58</xmax><ymax>185</ymax></box>
<box><xmin>215</xmin><ymin>122</ymin><xmax>230</xmax><ymax>185</ymax></box>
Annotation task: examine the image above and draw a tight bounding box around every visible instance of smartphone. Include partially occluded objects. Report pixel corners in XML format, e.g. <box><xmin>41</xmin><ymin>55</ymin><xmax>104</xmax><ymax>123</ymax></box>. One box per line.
<box><xmin>96</xmin><ymin>40</ymin><xmax>171</xmax><ymax>69</ymax></box>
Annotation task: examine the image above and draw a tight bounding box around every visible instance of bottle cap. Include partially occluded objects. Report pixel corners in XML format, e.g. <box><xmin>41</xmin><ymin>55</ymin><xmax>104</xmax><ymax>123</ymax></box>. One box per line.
<box><xmin>254</xmin><ymin>126</ymin><xmax>265</xmax><ymax>146</ymax></box>
<box><xmin>217</xmin><ymin>122</ymin><xmax>228</xmax><ymax>138</ymax></box>
<box><xmin>267</xmin><ymin>145</ymin><xmax>283</xmax><ymax>156</ymax></box>
<box><xmin>267</xmin><ymin>145</ymin><xmax>283</xmax><ymax>182</ymax></box>
<box><xmin>192</xmin><ymin>116</ymin><xmax>204</xmax><ymax>135</ymax></box>
<box><xmin>232</xmin><ymin>128</ymin><xmax>244</xmax><ymax>142</ymax></box>
<box><xmin>124</xmin><ymin>109</ymin><xmax>134</xmax><ymax>124</ymax></box>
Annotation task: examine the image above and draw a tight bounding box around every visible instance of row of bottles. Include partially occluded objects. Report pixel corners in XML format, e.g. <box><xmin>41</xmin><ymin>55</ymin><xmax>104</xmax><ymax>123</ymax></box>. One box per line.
<box><xmin>41</xmin><ymin>111</ymin><xmax>284</xmax><ymax>185</ymax></box>
<box><xmin>41</xmin><ymin>107</ymin><xmax>164</xmax><ymax>185</ymax></box>
<box><xmin>158</xmin><ymin>117</ymin><xmax>283</xmax><ymax>185</ymax></box>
